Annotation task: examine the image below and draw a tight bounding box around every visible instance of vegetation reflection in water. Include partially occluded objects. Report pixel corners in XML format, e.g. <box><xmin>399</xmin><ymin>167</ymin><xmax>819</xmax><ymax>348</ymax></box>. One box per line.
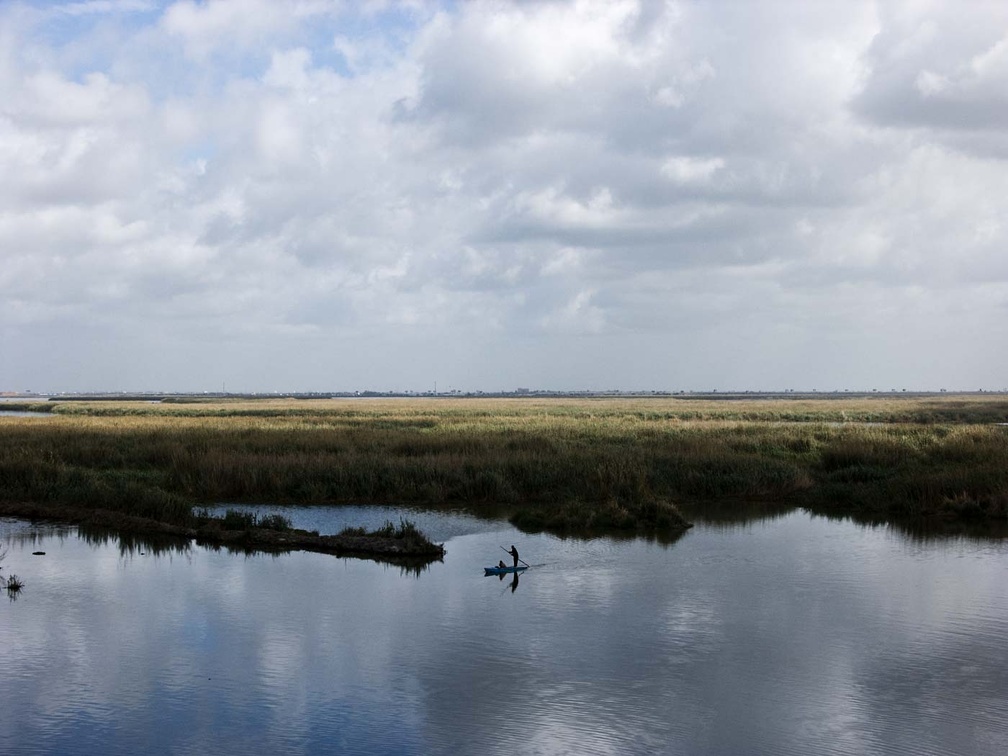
<box><xmin>74</xmin><ymin>521</ymin><xmax>440</xmax><ymax>577</ymax></box>
<box><xmin>0</xmin><ymin>551</ymin><xmax>25</xmax><ymax>601</ymax></box>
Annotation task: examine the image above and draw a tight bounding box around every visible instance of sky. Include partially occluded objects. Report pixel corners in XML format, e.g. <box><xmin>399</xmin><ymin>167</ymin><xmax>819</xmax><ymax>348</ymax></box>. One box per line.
<box><xmin>1</xmin><ymin>0</ymin><xmax>1007</xmax><ymax>394</ymax></box>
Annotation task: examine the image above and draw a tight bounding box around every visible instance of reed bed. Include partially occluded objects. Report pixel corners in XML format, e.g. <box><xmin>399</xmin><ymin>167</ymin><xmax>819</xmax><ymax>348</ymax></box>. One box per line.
<box><xmin>338</xmin><ymin>518</ymin><xmax>435</xmax><ymax>551</ymax></box>
<box><xmin>1</xmin><ymin>396</ymin><xmax>1006</xmax><ymax>533</ymax></box>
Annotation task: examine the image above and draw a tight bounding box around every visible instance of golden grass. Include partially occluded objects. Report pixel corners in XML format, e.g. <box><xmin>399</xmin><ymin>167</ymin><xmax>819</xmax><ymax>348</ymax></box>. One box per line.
<box><xmin>1</xmin><ymin>395</ymin><xmax>1007</xmax><ymax>533</ymax></box>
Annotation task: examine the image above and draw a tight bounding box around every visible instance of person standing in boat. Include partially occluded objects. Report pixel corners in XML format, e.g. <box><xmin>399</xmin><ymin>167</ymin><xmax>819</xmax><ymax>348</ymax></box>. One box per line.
<box><xmin>508</xmin><ymin>545</ymin><xmax>520</xmax><ymax>569</ymax></box>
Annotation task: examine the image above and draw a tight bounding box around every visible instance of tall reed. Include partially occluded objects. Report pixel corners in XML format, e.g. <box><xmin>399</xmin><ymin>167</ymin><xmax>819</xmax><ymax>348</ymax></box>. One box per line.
<box><xmin>1</xmin><ymin>397</ymin><xmax>1006</xmax><ymax>528</ymax></box>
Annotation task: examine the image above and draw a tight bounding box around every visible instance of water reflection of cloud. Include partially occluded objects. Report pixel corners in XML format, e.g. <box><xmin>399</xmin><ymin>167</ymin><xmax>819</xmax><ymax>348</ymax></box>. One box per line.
<box><xmin>2</xmin><ymin>515</ymin><xmax>1008</xmax><ymax>754</ymax></box>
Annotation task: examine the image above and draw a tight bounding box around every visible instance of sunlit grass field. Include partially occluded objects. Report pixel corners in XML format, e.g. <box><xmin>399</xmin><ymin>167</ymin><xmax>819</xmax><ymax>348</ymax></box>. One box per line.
<box><xmin>2</xmin><ymin>396</ymin><xmax>1006</xmax><ymax>533</ymax></box>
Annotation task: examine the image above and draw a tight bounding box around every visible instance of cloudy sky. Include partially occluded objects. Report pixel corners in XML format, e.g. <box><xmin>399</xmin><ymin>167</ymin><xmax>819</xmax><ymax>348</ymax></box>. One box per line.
<box><xmin>2</xmin><ymin>0</ymin><xmax>1006</xmax><ymax>393</ymax></box>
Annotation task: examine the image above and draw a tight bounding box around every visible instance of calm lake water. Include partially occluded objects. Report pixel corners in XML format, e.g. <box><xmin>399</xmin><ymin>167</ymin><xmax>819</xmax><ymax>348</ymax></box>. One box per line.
<box><xmin>2</xmin><ymin>508</ymin><xmax>1007</xmax><ymax>756</ymax></box>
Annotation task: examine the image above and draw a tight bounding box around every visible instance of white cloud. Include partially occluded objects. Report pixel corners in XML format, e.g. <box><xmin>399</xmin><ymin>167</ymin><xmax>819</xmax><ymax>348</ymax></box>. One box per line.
<box><xmin>18</xmin><ymin>70</ymin><xmax>150</xmax><ymax>127</ymax></box>
<box><xmin>0</xmin><ymin>0</ymin><xmax>1006</xmax><ymax>392</ymax></box>
<box><xmin>854</xmin><ymin>1</ymin><xmax>1008</xmax><ymax>135</ymax></box>
<box><xmin>660</xmin><ymin>156</ymin><xmax>725</xmax><ymax>185</ymax></box>
<box><xmin>160</xmin><ymin>0</ymin><xmax>289</xmax><ymax>59</ymax></box>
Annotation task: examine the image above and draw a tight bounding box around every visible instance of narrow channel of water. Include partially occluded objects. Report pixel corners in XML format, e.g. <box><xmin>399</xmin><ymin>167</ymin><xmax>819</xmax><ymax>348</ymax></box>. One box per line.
<box><xmin>2</xmin><ymin>511</ymin><xmax>1006</xmax><ymax>755</ymax></box>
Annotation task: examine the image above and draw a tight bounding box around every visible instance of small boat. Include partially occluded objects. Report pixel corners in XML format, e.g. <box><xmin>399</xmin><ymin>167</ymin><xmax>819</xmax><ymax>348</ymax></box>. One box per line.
<box><xmin>484</xmin><ymin>565</ymin><xmax>528</xmax><ymax>575</ymax></box>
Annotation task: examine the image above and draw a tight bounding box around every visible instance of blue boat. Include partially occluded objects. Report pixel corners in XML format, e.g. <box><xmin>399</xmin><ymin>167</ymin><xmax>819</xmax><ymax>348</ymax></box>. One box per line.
<box><xmin>484</xmin><ymin>565</ymin><xmax>528</xmax><ymax>575</ymax></box>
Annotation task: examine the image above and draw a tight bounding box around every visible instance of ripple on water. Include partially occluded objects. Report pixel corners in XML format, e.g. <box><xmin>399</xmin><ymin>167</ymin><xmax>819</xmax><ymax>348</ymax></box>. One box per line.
<box><xmin>2</xmin><ymin>511</ymin><xmax>1008</xmax><ymax>755</ymax></box>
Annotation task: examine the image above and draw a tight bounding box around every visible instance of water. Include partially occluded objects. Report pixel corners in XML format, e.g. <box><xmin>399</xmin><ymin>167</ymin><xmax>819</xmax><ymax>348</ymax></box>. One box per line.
<box><xmin>0</xmin><ymin>397</ymin><xmax>53</xmax><ymax>418</ymax></box>
<box><xmin>2</xmin><ymin>510</ymin><xmax>1006</xmax><ymax>756</ymax></box>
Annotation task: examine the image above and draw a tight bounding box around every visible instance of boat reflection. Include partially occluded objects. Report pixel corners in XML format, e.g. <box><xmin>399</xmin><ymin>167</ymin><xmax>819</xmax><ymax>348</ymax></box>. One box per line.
<box><xmin>493</xmin><ymin>570</ymin><xmax>521</xmax><ymax>593</ymax></box>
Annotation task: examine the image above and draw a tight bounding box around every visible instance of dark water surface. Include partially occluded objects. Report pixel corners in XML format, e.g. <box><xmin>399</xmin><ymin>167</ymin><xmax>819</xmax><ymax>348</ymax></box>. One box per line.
<box><xmin>2</xmin><ymin>510</ymin><xmax>1006</xmax><ymax>756</ymax></box>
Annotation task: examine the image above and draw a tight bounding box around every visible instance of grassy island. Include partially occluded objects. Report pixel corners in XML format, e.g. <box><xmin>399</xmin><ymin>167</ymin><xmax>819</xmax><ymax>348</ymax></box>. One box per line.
<box><xmin>1</xmin><ymin>395</ymin><xmax>1006</xmax><ymax>548</ymax></box>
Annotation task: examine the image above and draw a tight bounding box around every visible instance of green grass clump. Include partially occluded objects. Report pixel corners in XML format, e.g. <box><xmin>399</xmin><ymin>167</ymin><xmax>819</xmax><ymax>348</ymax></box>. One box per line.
<box><xmin>338</xmin><ymin>518</ymin><xmax>433</xmax><ymax>549</ymax></box>
<box><xmin>810</xmin><ymin>425</ymin><xmax>1008</xmax><ymax>521</ymax></box>
<box><xmin>195</xmin><ymin>508</ymin><xmax>292</xmax><ymax>531</ymax></box>
<box><xmin>511</xmin><ymin>495</ymin><xmax>690</xmax><ymax>535</ymax></box>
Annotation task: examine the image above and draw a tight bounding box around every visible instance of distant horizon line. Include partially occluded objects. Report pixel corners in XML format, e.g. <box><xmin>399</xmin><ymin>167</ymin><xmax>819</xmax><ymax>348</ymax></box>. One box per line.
<box><xmin>3</xmin><ymin>388</ymin><xmax>1007</xmax><ymax>399</ymax></box>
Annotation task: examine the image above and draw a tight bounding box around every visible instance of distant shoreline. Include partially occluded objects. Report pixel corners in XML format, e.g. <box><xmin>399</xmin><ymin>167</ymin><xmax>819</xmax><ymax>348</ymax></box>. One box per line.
<box><xmin>3</xmin><ymin>389</ymin><xmax>1007</xmax><ymax>403</ymax></box>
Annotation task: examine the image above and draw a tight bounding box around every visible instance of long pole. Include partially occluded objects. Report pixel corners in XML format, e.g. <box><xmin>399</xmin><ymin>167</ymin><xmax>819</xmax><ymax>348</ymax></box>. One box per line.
<box><xmin>500</xmin><ymin>545</ymin><xmax>531</xmax><ymax>568</ymax></box>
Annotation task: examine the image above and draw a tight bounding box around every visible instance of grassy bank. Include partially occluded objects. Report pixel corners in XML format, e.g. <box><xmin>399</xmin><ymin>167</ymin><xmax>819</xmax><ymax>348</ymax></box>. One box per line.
<box><xmin>1</xmin><ymin>396</ymin><xmax>1006</xmax><ymax>537</ymax></box>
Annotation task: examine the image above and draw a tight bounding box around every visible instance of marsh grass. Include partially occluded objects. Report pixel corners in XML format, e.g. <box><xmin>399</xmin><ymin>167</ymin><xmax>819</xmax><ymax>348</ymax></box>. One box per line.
<box><xmin>200</xmin><ymin>508</ymin><xmax>292</xmax><ymax>532</ymax></box>
<box><xmin>1</xmin><ymin>396</ymin><xmax>1006</xmax><ymax>531</ymax></box>
<box><xmin>339</xmin><ymin>518</ymin><xmax>432</xmax><ymax>549</ymax></box>
<box><xmin>510</xmin><ymin>495</ymin><xmax>691</xmax><ymax>535</ymax></box>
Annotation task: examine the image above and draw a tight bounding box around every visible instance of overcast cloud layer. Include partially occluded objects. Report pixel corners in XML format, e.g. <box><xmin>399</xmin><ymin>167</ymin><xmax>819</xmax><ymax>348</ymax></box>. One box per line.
<box><xmin>2</xmin><ymin>0</ymin><xmax>1006</xmax><ymax>393</ymax></box>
